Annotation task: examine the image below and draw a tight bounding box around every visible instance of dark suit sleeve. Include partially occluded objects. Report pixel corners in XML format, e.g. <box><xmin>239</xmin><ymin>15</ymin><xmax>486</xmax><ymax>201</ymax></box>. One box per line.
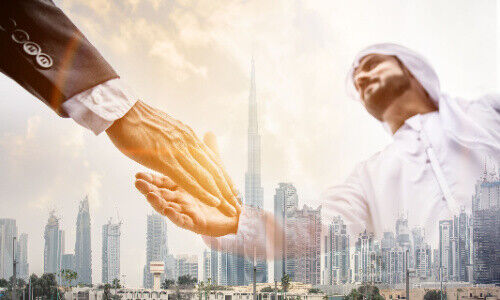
<box><xmin>0</xmin><ymin>0</ymin><xmax>119</xmax><ymax>117</ymax></box>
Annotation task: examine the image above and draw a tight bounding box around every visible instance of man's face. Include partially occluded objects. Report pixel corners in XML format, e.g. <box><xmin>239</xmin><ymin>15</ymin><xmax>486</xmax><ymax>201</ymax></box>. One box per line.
<box><xmin>353</xmin><ymin>54</ymin><xmax>411</xmax><ymax>120</ymax></box>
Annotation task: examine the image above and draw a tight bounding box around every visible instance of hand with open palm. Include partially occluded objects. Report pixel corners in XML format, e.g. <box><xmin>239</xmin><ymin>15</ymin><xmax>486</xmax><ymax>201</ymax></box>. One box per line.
<box><xmin>134</xmin><ymin>133</ymin><xmax>241</xmax><ymax>237</ymax></box>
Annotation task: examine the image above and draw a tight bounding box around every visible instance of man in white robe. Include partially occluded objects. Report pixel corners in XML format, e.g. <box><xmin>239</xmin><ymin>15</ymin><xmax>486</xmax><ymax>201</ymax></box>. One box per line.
<box><xmin>135</xmin><ymin>43</ymin><xmax>499</xmax><ymax>256</ymax></box>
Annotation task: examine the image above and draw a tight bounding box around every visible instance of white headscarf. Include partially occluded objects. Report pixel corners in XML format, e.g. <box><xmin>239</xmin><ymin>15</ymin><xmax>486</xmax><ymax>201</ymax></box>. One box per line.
<box><xmin>345</xmin><ymin>43</ymin><xmax>499</xmax><ymax>153</ymax></box>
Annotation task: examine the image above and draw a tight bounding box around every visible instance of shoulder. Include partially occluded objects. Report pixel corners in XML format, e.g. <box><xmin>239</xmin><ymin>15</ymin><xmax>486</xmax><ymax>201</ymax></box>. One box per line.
<box><xmin>463</xmin><ymin>93</ymin><xmax>500</xmax><ymax>113</ymax></box>
<box><xmin>354</xmin><ymin>143</ymin><xmax>398</xmax><ymax>173</ymax></box>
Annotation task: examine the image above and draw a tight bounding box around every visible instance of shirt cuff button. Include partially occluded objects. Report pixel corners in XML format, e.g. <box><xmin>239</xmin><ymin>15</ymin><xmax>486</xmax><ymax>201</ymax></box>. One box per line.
<box><xmin>1</xmin><ymin>18</ymin><xmax>17</xmax><ymax>32</ymax></box>
<box><xmin>23</xmin><ymin>42</ymin><xmax>41</xmax><ymax>56</ymax></box>
<box><xmin>11</xmin><ymin>29</ymin><xmax>29</xmax><ymax>43</ymax></box>
<box><xmin>36</xmin><ymin>53</ymin><xmax>53</xmax><ymax>69</ymax></box>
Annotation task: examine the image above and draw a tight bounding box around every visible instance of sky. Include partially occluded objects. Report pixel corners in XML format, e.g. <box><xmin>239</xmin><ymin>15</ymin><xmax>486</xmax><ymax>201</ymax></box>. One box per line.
<box><xmin>0</xmin><ymin>0</ymin><xmax>498</xmax><ymax>288</ymax></box>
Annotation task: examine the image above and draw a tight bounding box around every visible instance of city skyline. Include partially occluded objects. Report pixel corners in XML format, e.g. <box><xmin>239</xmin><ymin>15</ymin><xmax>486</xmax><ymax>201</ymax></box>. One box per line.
<box><xmin>1</xmin><ymin>162</ymin><xmax>498</xmax><ymax>287</ymax></box>
<box><xmin>0</xmin><ymin>0</ymin><xmax>497</xmax><ymax>288</ymax></box>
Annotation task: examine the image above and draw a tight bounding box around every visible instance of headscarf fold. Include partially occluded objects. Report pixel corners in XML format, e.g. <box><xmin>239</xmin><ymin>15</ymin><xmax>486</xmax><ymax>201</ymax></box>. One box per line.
<box><xmin>345</xmin><ymin>43</ymin><xmax>499</xmax><ymax>154</ymax></box>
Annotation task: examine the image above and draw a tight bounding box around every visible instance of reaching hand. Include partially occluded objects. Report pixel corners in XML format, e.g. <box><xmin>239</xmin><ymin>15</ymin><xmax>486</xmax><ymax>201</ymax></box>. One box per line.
<box><xmin>134</xmin><ymin>131</ymin><xmax>241</xmax><ymax>237</ymax></box>
<box><xmin>135</xmin><ymin>172</ymin><xmax>239</xmax><ymax>237</ymax></box>
<box><xmin>107</xmin><ymin>101</ymin><xmax>240</xmax><ymax>216</ymax></box>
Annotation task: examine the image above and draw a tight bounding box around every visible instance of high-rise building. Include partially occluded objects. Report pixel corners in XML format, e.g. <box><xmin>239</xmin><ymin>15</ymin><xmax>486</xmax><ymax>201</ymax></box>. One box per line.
<box><xmin>472</xmin><ymin>167</ymin><xmax>500</xmax><ymax>284</ymax></box>
<box><xmin>75</xmin><ymin>196</ymin><xmax>92</xmax><ymax>285</ymax></box>
<box><xmin>219</xmin><ymin>238</ymin><xmax>245</xmax><ymax>286</ymax></box>
<box><xmin>324</xmin><ymin>216</ymin><xmax>350</xmax><ymax>284</ymax></box>
<box><xmin>16</xmin><ymin>233</ymin><xmax>29</xmax><ymax>280</ymax></box>
<box><xmin>61</xmin><ymin>253</ymin><xmax>75</xmax><ymax>287</ymax></box>
<box><xmin>102</xmin><ymin>219</ymin><xmax>121</xmax><ymax>284</ymax></box>
<box><xmin>285</xmin><ymin>205</ymin><xmax>322</xmax><ymax>285</ymax></box>
<box><xmin>44</xmin><ymin>212</ymin><xmax>64</xmax><ymax>277</ymax></box>
<box><xmin>242</xmin><ymin>58</ymin><xmax>267</xmax><ymax>284</ymax></box>
<box><xmin>353</xmin><ymin>230</ymin><xmax>380</xmax><ymax>284</ymax></box>
<box><xmin>0</xmin><ymin>219</ymin><xmax>17</xmax><ymax>280</ymax></box>
<box><xmin>273</xmin><ymin>183</ymin><xmax>321</xmax><ymax>285</ymax></box>
<box><xmin>203</xmin><ymin>249</ymin><xmax>218</xmax><ymax>284</ymax></box>
<box><xmin>61</xmin><ymin>254</ymin><xmax>75</xmax><ymax>272</ymax></box>
<box><xmin>175</xmin><ymin>255</ymin><xmax>198</xmax><ymax>281</ymax></box>
<box><xmin>380</xmin><ymin>232</ymin><xmax>395</xmax><ymax>284</ymax></box>
<box><xmin>438</xmin><ymin>220</ymin><xmax>454</xmax><ymax>281</ymax></box>
<box><xmin>143</xmin><ymin>213</ymin><xmax>168</xmax><ymax>288</ymax></box>
<box><xmin>412</xmin><ymin>228</ymin><xmax>432</xmax><ymax>280</ymax></box>
<box><xmin>273</xmin><ymin>183</ymin><xmax>298</xmax><ymax>282</ymax></box>
<box><xmin>432</xmin><ymin>249</ymin><xmax>440</xmax><ymax>281</ymax></box>
<box><xmin>454</xmin><ymin>209</ymin><xmax>471</xmax><ymax>282</ymax></box>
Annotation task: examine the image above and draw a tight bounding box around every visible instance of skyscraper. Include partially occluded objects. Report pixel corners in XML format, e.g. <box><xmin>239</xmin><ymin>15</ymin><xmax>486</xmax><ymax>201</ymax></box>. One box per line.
<box><xmin>203</xmin><ymin>249</ymin><xmax>218</xmax><ymax>284</ymax></box>
<box><xmin>272</xmin><ymin>183</ymin><xmax>321</xmax><ymax>285</ymax></box>
<box><xmin>102</xmin><ymin>219</ymin><xmax>121</xmax><ymax>284</ymax></box>
<box><xmin>219</xmin><ymin>237</ymin><xmax>245</xmax><ymax>286</ymax></box>
<box><xmin>143</xmin><ymin>213</ymin><xmax>168</xmax><ymax>288</ymax></box>
<box><xmin>412</xmin><ymin>228</ymin><xmax>432</xmax><ymax>280</ymax></box>
<box><xmin>61</xmin><ymin>253</ymin><xmax>75</xmax><ymax>287</ymax></box>
<box><xmin>175</xmin><ymin>255</ymin><xmax>198</xmax><ymax>281</ymax></box>
<box><xmin>245</xmin><ymin>58</ymin><xmax>264</xmax><ymax>211</ymax></box>
<box><xmin>454</xmin><ymin>209</ymin><xmax>471</xmax><ymax>282</ymax></box>
<box><xmin>75</xmin><ymin>196</ymin><xmax>92</xmax><ymax>285</ymax></box>
<box><xmin>273</xmin><ymin>183</ymin><xmax>298</xmax><ymax>282</ymax></box>
<box><xmin>438</xmin><ymin>220</ymin><xmax>454</xmax><ymax>281</ymax></box>
<box><xmin>61</xmin><ymin>254</ymin><xmax>75</xmax><ymax>272</ymax></box>
<box><xmin>472</xmin><ymin>166</ymin><xmax>500</xmax><ymax>284</ymax></box>
<box><xmin>43</xmin><ymin>212</ymin><xmax>64</xmax><ymax>277</ymax></box>
<box><xmin>323</xmin><ymin>216</ymin><xmax>350</xmax><ymax>285</ymax></box>
<box><xmin>241</xmin><ymin>58</ymin><xmax>267</xmax><ymax>284</ymax></box>
<box><xmin>17</xmin><ymin>233</ymin><xmax>29</xmax><ymax>280</ymax></box>
<box><xmin>0</xmin><ymin>219</ymin><xmax>17</xmax><ymax>280</ymax></box>
<box><xmin>353</xmin><ymin>230</ymin><xmax>380</xmax><ymax>284</ymax></box>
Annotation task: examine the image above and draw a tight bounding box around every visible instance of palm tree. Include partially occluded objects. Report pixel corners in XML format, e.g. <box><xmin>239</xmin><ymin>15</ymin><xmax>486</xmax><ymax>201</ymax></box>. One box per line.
<box><xmin>60</xmin><ymin>269</ymin><xmax>78</xmax><ymax>288</ymax></box>
<box><xmin>281</xmin><ymin>274</ymin><xmax>290</xmax><ymax>300</ymax></box>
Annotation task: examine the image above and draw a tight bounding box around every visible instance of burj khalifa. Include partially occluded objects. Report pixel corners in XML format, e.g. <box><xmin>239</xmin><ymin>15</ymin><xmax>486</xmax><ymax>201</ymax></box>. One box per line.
<box><xmin>243</xmin><ymin>58</ymin><xmax>267</xmax><ymax>283</ymax></box>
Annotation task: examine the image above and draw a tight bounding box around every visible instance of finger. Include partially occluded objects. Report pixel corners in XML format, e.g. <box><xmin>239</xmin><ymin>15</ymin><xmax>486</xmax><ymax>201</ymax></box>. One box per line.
<box><xmin>197</xmin><ymin>140</ymin><xmax>240</xmax><ymax>202</ymax></box>
<box><xmin>135</xmin><ymin>179</ymin><xmax>160</xmax><ymax>195</ymax></box>
<box><xmin>173</xmin><ymin>153</ymin><xmax>237</xmax><ymax>216</ymax></box>
<box><xmin>146</xmin><ymin>192</ymin><xmax>180</xmax><ymax>214</ymax></box>
<box><xmin>162</xmin><ymin>161</ymin><xmax>222</xmax><ymax>207</ymax></box>
<box><xmin>188</xmin><ymin>147</ymin><xmax>241</xmax><ymax>214</ymax></box>
<box><xmin>146</xmin><ymin>192</ymin><xmax>193</xmax><ymax>230</ymax></box>
<box><xmin>203</xmin><ymin>132</ymin><xmax>220</xmax><ymax>157</ymax></box>
<box><xmin>136</xmin><ymin>172</ymin><xmax>178</xmax><ymax>190</ymax></box>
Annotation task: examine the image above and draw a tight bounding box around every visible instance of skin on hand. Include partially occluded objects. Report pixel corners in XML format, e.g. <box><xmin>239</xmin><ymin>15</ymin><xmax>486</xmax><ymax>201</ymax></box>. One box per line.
<box><xmin>106</xmin><ymin>101</ymin><xmax>241</xmax><ymax>216</ymax></box>
<box><xmin>135</xmin><ymin>172</ymin><xmax>239</xmax><ymax>237</ymax></box>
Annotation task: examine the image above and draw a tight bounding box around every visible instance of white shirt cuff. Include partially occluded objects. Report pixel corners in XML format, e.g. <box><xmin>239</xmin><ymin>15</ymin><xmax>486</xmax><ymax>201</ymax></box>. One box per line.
<box><xmin>62</xmin><ymin>79</ymin><xmax>138</xmax><ymax>135</ymax></box>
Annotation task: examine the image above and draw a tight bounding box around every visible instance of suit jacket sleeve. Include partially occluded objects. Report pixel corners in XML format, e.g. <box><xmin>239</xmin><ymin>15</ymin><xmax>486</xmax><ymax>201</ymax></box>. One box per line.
<box><xmin>0</xmin><ymin>0</ymin><xmax>119</xmax><ymax>117</ymax></box>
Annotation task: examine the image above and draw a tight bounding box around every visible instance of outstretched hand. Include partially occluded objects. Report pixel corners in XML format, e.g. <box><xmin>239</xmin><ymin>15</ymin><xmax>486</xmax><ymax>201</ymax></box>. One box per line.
<box><xmin>134</xmin><ymin>132</ymin><xmax>241</xmax><ymax>237</ymax></box>
<box><xmin>107</xmin><ymin>101</ymin><xmax>240</xmax><ymax>216</ymax></box>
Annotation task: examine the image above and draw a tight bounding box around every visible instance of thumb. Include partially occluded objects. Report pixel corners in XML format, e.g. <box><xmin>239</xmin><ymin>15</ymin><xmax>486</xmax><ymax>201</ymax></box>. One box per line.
<box><xmin>203</xmin><ymin>131</ymin><xmax>220</xmax><ymax>158</ymax></box>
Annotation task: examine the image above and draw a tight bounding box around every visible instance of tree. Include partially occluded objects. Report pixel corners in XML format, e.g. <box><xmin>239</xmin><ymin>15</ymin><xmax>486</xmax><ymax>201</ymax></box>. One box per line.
<box><xmin>281</xmin><ymin>274</ymin><xmax>290</xmax><ymax>295</ymax></box>
<box><xmin>177</xmin><ymin>275</ymin><xmax>197</xmax><ymax>288</ymax></box>
<box><xmin>308</xmin><ymin>288</ymin><xmax>322</xmax><ymax>294</ymax></box>
<box><xmin>23</xmin><ymin>273</ymin><xmax>63</xmax><ymax>300</ymax></box>
<box><xmin>261</xmin><ymin>286</ymin><xmax>278</xmax><ymax>293</ymax></box>
<box><xmin>112</xmin><ymin>278</ymin><xmax>121</xmax><ymax>289</ymax></box>
<box><xmin>60</xmin><ymin>269</ymin><xmax>78</xmax><ymax>287</ymax></box>
<box><xmin>0</xmin><ymin>279</ymin><xmax>8</xmax><ymax>288</ymax></box>
<box><xmin>344</xmin><ymin>285</ymin><xmax>383</xmax><ymax>300</ymax></box>
<box><xmin>424</xmin><ymin>290</ymin><xmax>446</xmax><ymax>300</ymax></box>
<box><xmin>161</xmin><ymin>278</ymin><xmax>175</xmax><ymax>289</ymax></box>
